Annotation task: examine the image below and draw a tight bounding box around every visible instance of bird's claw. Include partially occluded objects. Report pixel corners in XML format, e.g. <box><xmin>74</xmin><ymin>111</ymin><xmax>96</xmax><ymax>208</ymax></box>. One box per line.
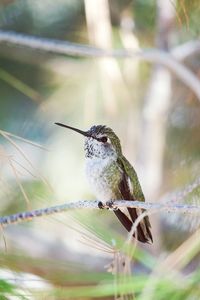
<box><xmin>98</xmin><ymin>200</ymin><xmax>117</xmax><ymax>210</ymax></box>
<box><xmin>106</xmin><ymin>200</ymin><xmax>118</xmax><ymax>211</ymax></box>
<box><xmin>98</xmin><ymin>201</ymin><xmax>109</xmax><ymax>210</ymax></box>
<box><xmin>98</xmin><ymin>201</ymin><xmax>104</xmax><ymax>209</ymax></box>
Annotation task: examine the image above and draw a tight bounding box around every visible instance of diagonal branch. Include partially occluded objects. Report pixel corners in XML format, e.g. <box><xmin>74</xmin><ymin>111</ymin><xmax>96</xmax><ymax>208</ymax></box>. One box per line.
<box><xmin>1</xmin><ymin>200</ymin><xmax>200</xmax><ymax>227</ymax></box>
<box><xmin>172</xmin><ymin>40</ymin><xmax>200</xmax><ymax>60</ymax></box>
<box><xmin>0</xmin><ymin>30</ymin><xmax>200</xmax><ymax>100</ymax></box>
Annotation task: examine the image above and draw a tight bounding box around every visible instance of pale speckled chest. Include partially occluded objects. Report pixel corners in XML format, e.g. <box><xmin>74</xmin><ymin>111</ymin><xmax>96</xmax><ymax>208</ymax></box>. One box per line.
<box><xmin>85</xmin><ymin>156</ymin><xmax>122</xmax><ymax>201</ymax></box>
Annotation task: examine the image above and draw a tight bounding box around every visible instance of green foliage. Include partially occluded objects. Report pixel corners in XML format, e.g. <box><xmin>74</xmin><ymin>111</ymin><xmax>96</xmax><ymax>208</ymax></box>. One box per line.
<box><xmin>0</xmin><ymin>279</ymin><xmax>28</xmax><ymax>300</ymax></box>
<box><xmin>133</xmin><ymin>0</ymin><xmax>156</xmax><ymax>32</ymax></box>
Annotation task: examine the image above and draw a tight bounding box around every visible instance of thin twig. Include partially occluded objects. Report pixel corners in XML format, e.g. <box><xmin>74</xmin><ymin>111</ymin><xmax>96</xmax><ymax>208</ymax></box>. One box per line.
<box><xmin>0</xmin><ymin>129</ymin><xmax>47</xmax><ymax>151</ymax></box>
<box><xmin>0</xmin><ymin>225</ymin><xmax>7</xmax><ymax>252</ymax></box>
<box><xmin>0</xmin><ymin>30</ymin><xmax>200</xmax><ymax>100</ymax></box>
<box><xmin>8</xmin><ymin>157</ymin><xmax>30</xmax><ymax>206</ymax></box>
<box><xmin>0</xmin><ymin>130</ymin><xmax>51</xmax><ymax>189</ymax></box>
<box><xmin>1</xmin><ymin>200</ymin><xmax>200</xmax><ymax>227</ymax></box>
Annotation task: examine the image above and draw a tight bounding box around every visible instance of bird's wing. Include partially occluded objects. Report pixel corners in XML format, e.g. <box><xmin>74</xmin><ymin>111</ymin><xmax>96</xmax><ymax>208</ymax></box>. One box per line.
<box><xmin>119</xmin><ymin>156</ymin><xmax>145</xmax><ymax>201</ymax></box>
<box><xmin>113</xmin><ymin>156</ymin><xmax>153</xmax><ymax>243</ymax></box>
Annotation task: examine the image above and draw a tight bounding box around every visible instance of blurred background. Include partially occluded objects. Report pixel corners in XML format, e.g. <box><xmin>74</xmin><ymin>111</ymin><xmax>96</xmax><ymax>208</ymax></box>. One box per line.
<box><xmin>0</xmin><ymin>0</ymin><xmax>200</xmax><ymax>299</ymax></box>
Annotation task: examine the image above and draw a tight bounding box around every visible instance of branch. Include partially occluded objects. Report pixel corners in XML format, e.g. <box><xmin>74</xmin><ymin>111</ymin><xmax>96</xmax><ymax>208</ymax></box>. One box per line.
<box><xmin>172</xmin><ymin>40</ymin><xmax>200</xmax><ymax>60</ymax></box>
<box><xmin>1</xmin><ymin>200</ymin><xmax>200</xmax><ymax>227</ymax></box>
<box><xmin>0</xmin><ymin>30</ymin><xmax>200</xmax><ymax>100</ymax></box>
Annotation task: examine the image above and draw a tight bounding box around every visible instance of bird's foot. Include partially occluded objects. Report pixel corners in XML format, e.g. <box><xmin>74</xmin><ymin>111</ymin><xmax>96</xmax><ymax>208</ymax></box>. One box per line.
<box><xmin>98</xmin><ymin>201</ymin><xmax>105</xmax><ymax>209</ymax></box>
<box><xmin>98</xmin><ymin>200</ymin><xmax>117</xmax><ymax>210</ymax></box>
<box><xmin>106</xmin><ymin>200</ymin><xmax>118</xmax><ymax>211</ymax></box>
<box><xmin>98</xmin><ymin>201</ymin><xmax>109</xmax><ymax>210</ymax></box>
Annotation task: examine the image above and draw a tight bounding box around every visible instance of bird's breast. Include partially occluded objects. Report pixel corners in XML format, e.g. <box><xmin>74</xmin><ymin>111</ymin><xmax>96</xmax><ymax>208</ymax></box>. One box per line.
<box><xmin>85</xmin><ymin>157</ymin><xmax>122</xmax><ymax>201</ymax></box>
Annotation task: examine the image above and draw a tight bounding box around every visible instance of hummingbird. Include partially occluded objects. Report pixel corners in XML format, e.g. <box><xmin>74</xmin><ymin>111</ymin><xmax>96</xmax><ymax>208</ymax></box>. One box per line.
<box><xmin>55</xmin><ymin>123</ymin><xmax>153</xmax><ymax>244</ymax></box>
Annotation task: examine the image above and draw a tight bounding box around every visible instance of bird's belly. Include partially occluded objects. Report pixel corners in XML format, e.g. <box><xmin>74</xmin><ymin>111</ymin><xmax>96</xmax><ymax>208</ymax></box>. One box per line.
<box><xmin>85</xmin><ymin>158</ymin><xmax>122</xmax><ymax>201</ymax></box>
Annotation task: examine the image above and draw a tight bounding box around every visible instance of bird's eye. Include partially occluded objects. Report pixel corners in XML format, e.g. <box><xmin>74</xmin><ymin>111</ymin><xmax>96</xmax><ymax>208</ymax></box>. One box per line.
<box><xmin>100</xmin><ymin>136</ymin><xmax>107</xmax><ymax>143</ymax></box>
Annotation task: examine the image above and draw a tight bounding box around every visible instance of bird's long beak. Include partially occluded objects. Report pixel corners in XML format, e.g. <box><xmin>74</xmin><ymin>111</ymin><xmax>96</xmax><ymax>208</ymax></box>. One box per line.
<box><xmin>55</xmin><ymin>122</ymin><xmax>91</xmax><ymax>138</ymax></box>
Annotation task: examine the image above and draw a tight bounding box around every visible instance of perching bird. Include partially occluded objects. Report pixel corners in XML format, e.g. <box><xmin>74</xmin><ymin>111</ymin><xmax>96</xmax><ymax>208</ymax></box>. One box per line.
<box><xmin>55</xmin><ymin>123</ymin><xmax>153</xmax><ymax>243</ymax></box>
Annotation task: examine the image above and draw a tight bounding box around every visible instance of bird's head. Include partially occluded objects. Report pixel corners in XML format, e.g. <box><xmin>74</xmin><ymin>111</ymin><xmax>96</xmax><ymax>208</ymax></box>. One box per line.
<box><xmin>55</xmin><ymin>123</ymin><xmax>122</xmax><ymax>159</ymax></box>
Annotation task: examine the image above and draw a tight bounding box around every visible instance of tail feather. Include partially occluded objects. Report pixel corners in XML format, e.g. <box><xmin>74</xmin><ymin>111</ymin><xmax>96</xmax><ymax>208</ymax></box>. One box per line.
<box><xmin>128</xmin><ymin>207</ymin><xmax>152</xmax><ymax>243</ymax></box>
<box><xmin>114</xmin><ymin>208</ymin><xmax>153</xmax><ymax>243</ymax></box>
<box><xmin>144</xmin><ymin>215</ymin><xmax>153</xmax><ymax>243</ymax></box>
<box><xmin>114</xmin><ymin>209</ymin><xmax>133</xmax><ymax>232</ymax></box>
